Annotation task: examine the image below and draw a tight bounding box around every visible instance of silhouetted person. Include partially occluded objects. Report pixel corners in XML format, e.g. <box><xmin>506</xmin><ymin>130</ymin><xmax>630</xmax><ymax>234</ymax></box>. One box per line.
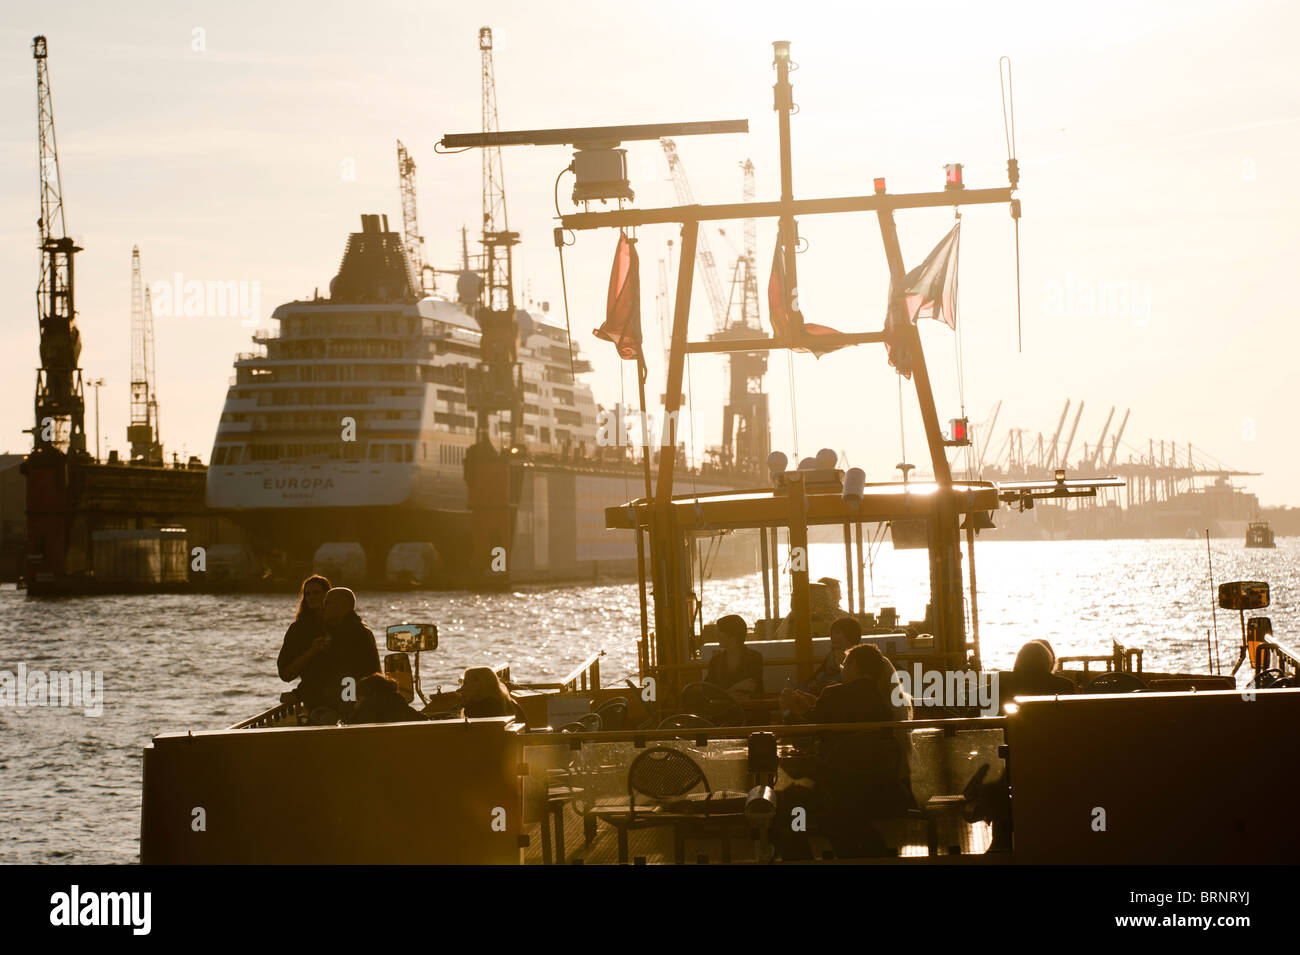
<box><xmin>291</xmin><ymin>587</ymin><xmax>381</xmax><ymax>723</ymax></box>
<box><xmin>772</xmin><ymin>578</ymin><xmax>844</xmax><ymax>639</ymax></box>
<box><xmin>998</xmin><ymin>639</ymin><xmax>1075</xmax><ymax>713</ymax></box>
<box><xmin>797</xmin><ymin>615</ymin><xmax>863</xmax><ymax>693</ymax></box>
<box><xmin>347</xmin><ymin>672</ymin><xmax>429</xmax><ymax>724</ymax></box>
<box><xmin>780</xmin><ymin>643</ymin><xmax>897</xmax><ymax>724</ymax></box>
<box><xmin>705</xmin><ymin>614</ymin><xmax>765</xmax><ymax>699</ymax></box>
<box><xmin>460</xmin><ymin>666</ymin><xmax>528</xmax><ymax>724</ymax></box>
<box><xmin>772</xmin><ymin>644</ymin><xmax>911</xmax><ymax>860</ymax></box>
<box><xmin>277</xmin><ymin>575</ymin><xmax>332</xmax><ymax>708</ymax></box>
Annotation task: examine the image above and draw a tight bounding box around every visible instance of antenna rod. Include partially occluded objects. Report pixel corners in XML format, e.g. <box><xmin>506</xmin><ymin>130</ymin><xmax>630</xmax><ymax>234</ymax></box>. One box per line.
<box><xmin>1206</xmin><ymin>528</ymin><xmax>1220</xmax><ymax>674</ymax></box>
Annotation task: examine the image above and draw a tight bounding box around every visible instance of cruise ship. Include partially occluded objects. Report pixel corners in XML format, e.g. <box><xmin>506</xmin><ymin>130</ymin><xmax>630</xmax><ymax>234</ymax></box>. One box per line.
<box><xmin>205</xmin><ymin>214</ymin><xmax>748</xmax><ymax>587</ymax></box>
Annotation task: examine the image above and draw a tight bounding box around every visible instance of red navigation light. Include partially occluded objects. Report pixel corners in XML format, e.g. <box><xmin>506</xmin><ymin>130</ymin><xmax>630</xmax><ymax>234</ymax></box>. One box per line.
<box><xmin>949</xmin><ymin>416</ymin><xmax>970</xmax><ymax>443</ymax></box>
<box><xmin>944</xmin><ymin>163</ymin><xmax>964</xmax><ymax>190</ymax></box>
<box><xmin>873</xmin><ymin>177</ymin><xmax>886</xmax><ymax>194</ymax></box>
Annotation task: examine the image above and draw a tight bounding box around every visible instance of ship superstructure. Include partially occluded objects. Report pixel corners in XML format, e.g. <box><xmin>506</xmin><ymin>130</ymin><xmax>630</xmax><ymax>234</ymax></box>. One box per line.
<box><xmin>205</xmin><ymin>214</ymin><xmax>618</xmax><ymax>584</ymax></box>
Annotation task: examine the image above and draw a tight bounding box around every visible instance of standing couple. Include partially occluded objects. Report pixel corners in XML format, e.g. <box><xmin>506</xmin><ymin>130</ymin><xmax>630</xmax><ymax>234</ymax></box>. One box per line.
<box><xmin>276</xmin><ymin>575</ymin><xmax>381</xmax><ymax>724</ymax></box>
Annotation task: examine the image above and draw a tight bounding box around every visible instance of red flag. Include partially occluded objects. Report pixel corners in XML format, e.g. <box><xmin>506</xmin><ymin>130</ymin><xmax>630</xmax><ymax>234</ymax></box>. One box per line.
<box><xmin>767</xmin><ymin>239</ymin><xmax>844</xmax><ymax>357</ymax></box>
<box><xmin>594</xmin><ymin>231</ymin><xmax>644</xmax><ymax>371</ymax></box>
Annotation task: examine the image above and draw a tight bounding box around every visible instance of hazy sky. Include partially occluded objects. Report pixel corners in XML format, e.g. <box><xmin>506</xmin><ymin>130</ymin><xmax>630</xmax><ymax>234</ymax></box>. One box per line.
<box><xmin>3</xmin><ymin>1</ymin><xmax>1298</xmax><ymax>503</ymax></box>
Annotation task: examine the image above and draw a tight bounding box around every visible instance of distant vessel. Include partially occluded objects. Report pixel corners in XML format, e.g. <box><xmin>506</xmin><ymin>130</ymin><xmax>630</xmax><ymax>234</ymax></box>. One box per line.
<box><xmin>205</xmin><ymin>214</ymin><xmax>751</xmax><ymax>587</ymax></box>
<box><xmin>1246</xmin><ymin>520</ymin><xmax>1275</xmax><ymax>548</ymax></box>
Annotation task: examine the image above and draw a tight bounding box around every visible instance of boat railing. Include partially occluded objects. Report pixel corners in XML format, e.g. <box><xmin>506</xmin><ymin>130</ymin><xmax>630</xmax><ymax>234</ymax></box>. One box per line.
<box><xmin>1057</xmin><ymin>643</ymin><xmax>1143</xmax><ymax>675</ymax></box>
<box><xmin>1254</xmin><ymin>640</ymin><xmax>1300</xmax><ymax>678</ymax></box>
<box><xmin>231</xmin><ymin>699</ymin><xmax>306</xmax><ymax>730</ymax></box>
<box><xmin>511</xmin><ymin>651</ymin><xmax>604</xmax><ymax>694</ymax></box>
<box><xmin>520</xmin><ymin>714</ymin><xmax>1005</xmax><ymax>746</ymax></box>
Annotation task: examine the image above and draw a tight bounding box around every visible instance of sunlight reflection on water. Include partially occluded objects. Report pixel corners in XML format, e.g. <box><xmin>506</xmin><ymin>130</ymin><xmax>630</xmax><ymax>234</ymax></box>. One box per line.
<box><xmin>0</xmin><ymin>536</ymin><xmax>1293</xmax><ymax>862</ymax></box>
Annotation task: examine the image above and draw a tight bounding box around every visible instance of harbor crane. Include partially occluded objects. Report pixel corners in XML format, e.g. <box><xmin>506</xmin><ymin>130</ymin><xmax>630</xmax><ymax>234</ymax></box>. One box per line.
<box><xmin>660</xmin><ymin>138</ymin><xmax>729</xmax><ymax>331</ymax></box>
<box><xmin>128</xmin><ymin>246</ymin><xmax>162</xmax><ymax>464</ymax></box>
<box><xmin>726</xmin><ymin>159</ymin><xmax>762</xmax><ymax>331</ymax></box>
<box><xmin>1086</xmin><ymin>406</ymin><xmax>1116</xmax><ymax>470</ymax></box>
<box><xmin>396</xmin><ymin>140</ymin><xmax>431</xmax><ymax>295</ymax></box>
<box><xmin>31</xmin><ymin>35</ymin><xmax>87</xmax><ymax>456</ymax></box>
<box><xmin>1046</xmin><ymin>399</ymin><xmax>1070</xmax><ymax>469</ymax></box>
<box><xmin>665</xmin><ymin>147</ymin><xmax>770</xmax><ymax>477</ymax></box>
<box><xmin>466</xmin><ymin>25</ymin><xmax>523</xmax><ymax>452</ymax></box>
<box><xmin>1059</xmin><ymin>400</ymin><xmax>1085</xmax><ymax>472</ymax></box>
<box><xmin>1106</xmin><ymin>408</ymin><xmax>1131</xmax><ymax>469</ymax></box>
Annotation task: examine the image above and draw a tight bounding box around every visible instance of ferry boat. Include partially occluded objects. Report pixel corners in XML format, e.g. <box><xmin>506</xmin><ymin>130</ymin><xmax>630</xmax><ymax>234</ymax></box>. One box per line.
<box><xmin>1246</xmin><ymin>519</ymin><xmax>1275</xmax><ymax>548</ymax></box>
<box><xmin>204</xmin><ymin>213</ymin><xmax>750</xmax><ymax>587</ymax></box>
<box><xmin>143</xmin><ymin>40</ymin><xmax>1300</xmax><ymax>866</ymax></box>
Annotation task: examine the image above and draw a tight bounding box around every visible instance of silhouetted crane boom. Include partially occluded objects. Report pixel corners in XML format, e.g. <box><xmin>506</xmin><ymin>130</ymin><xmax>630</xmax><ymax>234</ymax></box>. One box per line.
<box><xmin>1088</xmin><ymin>406</ymin><xmax>1116</xmax><ymax>470</ymax></box>
<box><xmin>1060</xmin><ymin>400</ymin><xmax>1085</xmax><ymax>470</ymax></box>
<box><xmin>396</xmin><ymin>140</ymin><xmax>428</xmax><ymax>294</ymax></box>
<box><xmin>1046</xmin><ymin>399</ymin><xmax>1070</xmax><ymax>468</ymax></box>
<box><xmin>661</xmin><ymin>138</ymin><xmax>728</xmax><ymax>329</ymax></box>
<box><xmin>128</xmin><ymin>246</ymin><xmax>162</xmax><ymax>464</ymax></box>
<box><xmin>31</xmin><ymin>35</ymin><xmax>86</xmax><ymax>456</ymax></box>
<box><xmin>1107</xmin><ymin>408</ymin><xmax>1131</xmax><ymax>468</ymax></box>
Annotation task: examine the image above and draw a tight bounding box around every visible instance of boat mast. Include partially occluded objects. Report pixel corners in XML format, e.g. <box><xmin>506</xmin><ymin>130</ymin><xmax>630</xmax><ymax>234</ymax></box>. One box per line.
<box><xmin>548</xmin><ymin>43</ymin><xmax>1016</xmax><ymax>679</ymax></box>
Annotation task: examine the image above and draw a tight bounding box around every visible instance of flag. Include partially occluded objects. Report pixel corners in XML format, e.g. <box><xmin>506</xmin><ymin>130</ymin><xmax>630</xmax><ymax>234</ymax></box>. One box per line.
<box><xmin>767</xmin><ymin>238</ymin><xmax>845</xmax><ymax>357</ymax></box>
<box><xmin>885</xmin><ymin>221</ymin><xmax>961</xmax><ymax>377</ymax></box>
<box><xmin>594</xmin><ymin>231</ymin><xmax>645</xmax><ymax>373</ymax></box>
<box><xmin>902</xmin><ymin>220</ymin><xmax>961</xmax><ymax>329</ymax></box>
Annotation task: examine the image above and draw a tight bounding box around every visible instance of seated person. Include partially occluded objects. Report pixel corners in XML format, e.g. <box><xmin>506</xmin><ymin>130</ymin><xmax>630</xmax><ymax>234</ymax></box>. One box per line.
<box><xmin>796</xmin><ymin>615</ymin><xmax>863</xmax><ymax>693</ymax></box>
<box><xmin>998</xmin><ymin>639</ymin><xmax>1075</xmax><ymax>713</ymax></box>
<box><xmin>347</xmin><ymin>673</ymin><xmax>429</xmax><ymax>724</ymax></box>
<box><xmin>459</xmin><ymin>666</ymin><xmax>529</xmax><ymax>725</ymax></box>
<box><xmin>705</xmin><ymin>614</ymin><xmax>765</xmax><ymax>699</ymax></box>
<box><xmin>772</xmin><ymin>578</ymin><xmax>844</xmax><ymax>640</ymax></box>
<box><xmin>771</xmin><ymin>644</ymin><xmax>912</xmax><ymax>859</ymax></box>
<box><xmin>780</xmin><ymin>643</ymin><xmax>896</xmax><ymax>724</ymax></box>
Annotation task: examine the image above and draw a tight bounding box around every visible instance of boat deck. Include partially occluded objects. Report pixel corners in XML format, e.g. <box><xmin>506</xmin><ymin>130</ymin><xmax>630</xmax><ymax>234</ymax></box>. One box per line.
<box><xmin>521</xmin><ymin>797</ymin><xmax>996</xmax><ymax>865</ymax></box>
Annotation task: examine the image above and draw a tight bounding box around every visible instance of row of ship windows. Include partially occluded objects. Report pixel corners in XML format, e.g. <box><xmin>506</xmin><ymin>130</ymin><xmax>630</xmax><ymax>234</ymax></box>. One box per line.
<box><xmin>223</xmin><ymin>405</ymin><xmax>590</xmax><ymax>429</ymax></box>
<box><xmin>232</xmin><ymin>365</ymin><xmax>590</xmax><ymax>404</ymax></box>
<box><xmin>278</xmin><ymin>315</ymin><xmax>424</xmax><ymax>338</ymax></box>
<box><xmin>213</xmin><ymin>442</ymin><xmax>458</xmax><ymax>465</ymax></box>
<box><xmin>211</xmin><ymin>429</ymin><xmax>587</xmax><ymax>465</ymax></box>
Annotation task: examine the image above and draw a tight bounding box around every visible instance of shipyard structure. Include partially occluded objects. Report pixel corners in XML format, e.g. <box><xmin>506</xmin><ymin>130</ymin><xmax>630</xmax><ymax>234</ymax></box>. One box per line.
<box><xmin>204</xmin><ymin>214</ymin><xmax>759</xmax><ymax>587</ymax></box>
<box><xmin>968</xmin><ymin>400</ymin><xmax>1295</xmax><ymax>540</ymax></box>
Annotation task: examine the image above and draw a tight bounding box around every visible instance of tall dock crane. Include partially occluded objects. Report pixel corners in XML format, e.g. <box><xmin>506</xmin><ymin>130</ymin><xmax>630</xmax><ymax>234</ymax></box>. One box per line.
<box><xmin>662</xmin><ymin>142</ymin><xmax>769</xmax><ymax>477</ymax></box>
<box><xmin>396</xmin><ymin>140</ymin><xmax>430</xmax><ymax>295</ymax></box>
<box><xmin>660</xmin><ymin>139</ymin><xmax>728</xmax><ymax>331</ymax></box>
<box><xmin>128</xmin><ymin>246</ymin><xmax>162</xmax><ymax>464</ymax></box>
<box><xmin>466</xmin><ymin>26</ymin><xmax>522</xmax><ymax>451</ymax></box>
<box><xmin>461</xmin><ymin>25</ymin><xmax>525</xmax><ymax>585</ymax></box>
<box><xmin>31</xmin><ymin>36</ymin><xmax>87</xmax><ymax>456</ymax></box>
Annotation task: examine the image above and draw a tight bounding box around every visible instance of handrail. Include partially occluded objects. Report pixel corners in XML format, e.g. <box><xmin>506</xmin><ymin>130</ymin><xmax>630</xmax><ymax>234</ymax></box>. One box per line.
<box><xmin>1256</xmin><ymin>640</ymin><xmax>1300</xmax><ymax>675</ymax></box>
<box><xmin>519</xmin><ymin>714</ymin><xmax>1006</xmax><ymax>746</ymax></box>
<box><xmin>231</xmin><ymin>700</ymin><xmax>305</xmax><ymax>729</ymax></box>
<box><xmin>519</xmin><ymin>651</ymin><xmax>604</xmax><ymax>694</ymax></box>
